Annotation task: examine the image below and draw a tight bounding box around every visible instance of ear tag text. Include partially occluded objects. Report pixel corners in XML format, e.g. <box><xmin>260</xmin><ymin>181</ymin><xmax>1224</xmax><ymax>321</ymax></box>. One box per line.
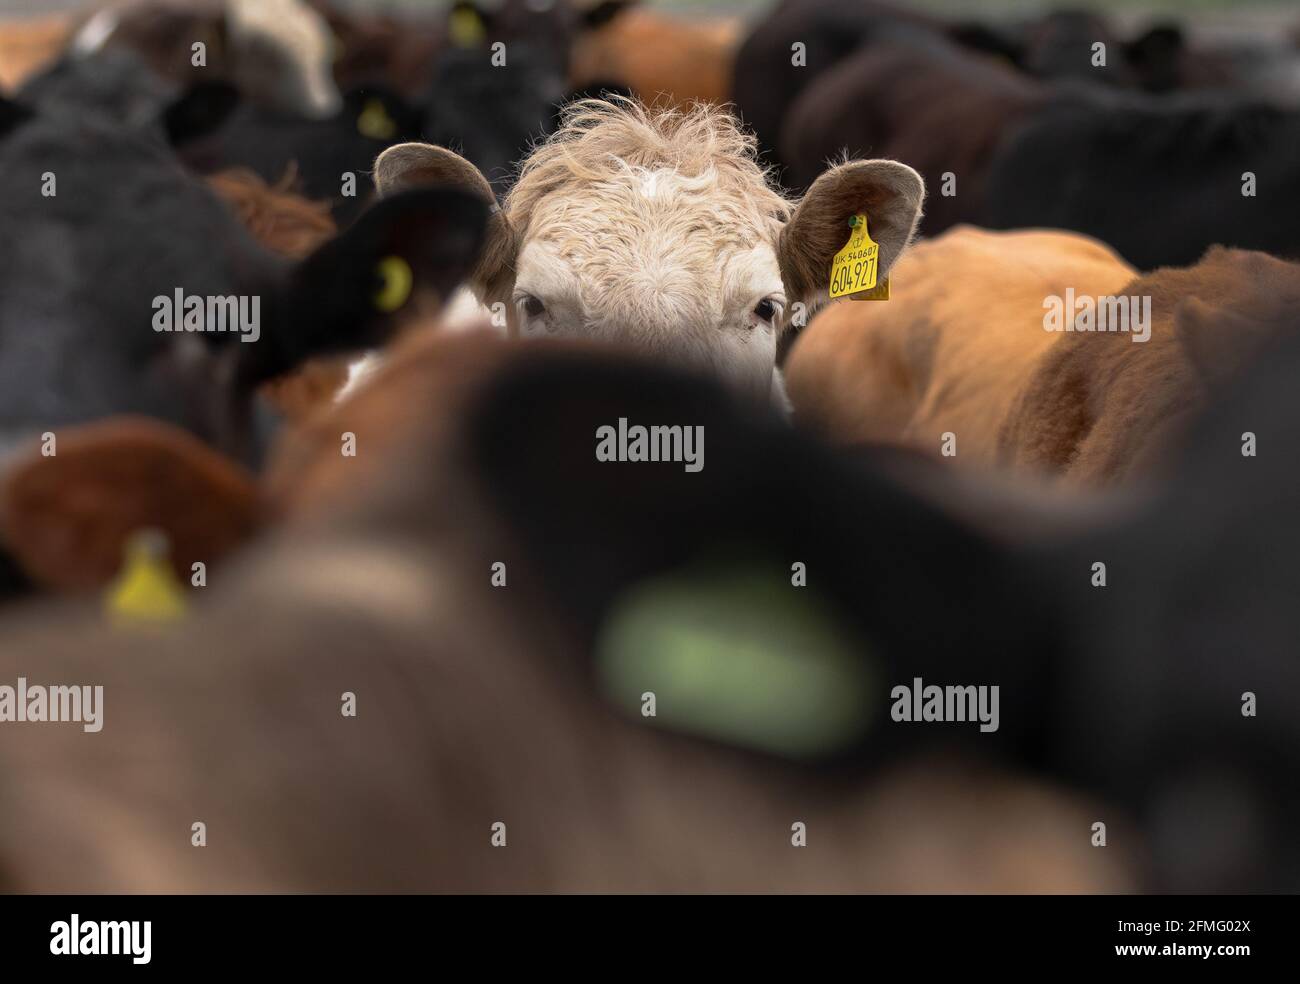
<box><xmin>829</xmin><ymin>213</ymin><xmax>880</xmax><ymax>299</ymax></box>
<box><xmin>853</xmin><ymin>277</ymin><xmax>889</xmax><ymax>301</ymax></box>
<box><xmin>374</xmin><ymin>255</ymin><xmax>413</xmax><ymax>313</ymax></box>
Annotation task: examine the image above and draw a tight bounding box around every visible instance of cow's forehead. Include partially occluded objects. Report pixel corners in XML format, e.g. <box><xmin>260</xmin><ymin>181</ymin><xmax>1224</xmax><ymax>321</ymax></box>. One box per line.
<box><xmin>529</xmin><ymin>164</ymin><xmax>780</xmax><ymax>245</ymax></box>
<box><xmin>520</xmin><ymin>164</ymin><xmax>784</xmax><ymax>305</ymax></box>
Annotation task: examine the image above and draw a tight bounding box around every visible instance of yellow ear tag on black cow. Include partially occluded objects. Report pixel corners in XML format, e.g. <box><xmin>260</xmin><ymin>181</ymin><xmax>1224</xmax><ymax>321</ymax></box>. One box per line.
<box><xmin>449</xmin><ymin>5</ymin><xmax>487</xmax><ymax>48</ymax></box>
<box><xmin>373</xmin><ymin>255</ymin><xmax>413</xmax><ymax>313</ymax></box>
<box><xmin>356</xmin><ymin>97</ymin><xmax>398</xmax><ymax>141</ymax></box>
<box><xmin>829</xmin><ymin>213</ymin><xmax>882</xmax><ymax>300</ymax></box>
<box><xmin>105</xmin><ymin>528</ymin><xmax>187</xmax><ymax>626</ymax></box>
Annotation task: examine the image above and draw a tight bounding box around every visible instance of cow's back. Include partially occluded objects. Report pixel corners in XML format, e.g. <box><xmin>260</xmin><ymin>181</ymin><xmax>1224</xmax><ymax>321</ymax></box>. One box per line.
<box><xmin>786</xmin><ymin>226</ymin><xmax>1136</xmax><ymax>466</ymax></box>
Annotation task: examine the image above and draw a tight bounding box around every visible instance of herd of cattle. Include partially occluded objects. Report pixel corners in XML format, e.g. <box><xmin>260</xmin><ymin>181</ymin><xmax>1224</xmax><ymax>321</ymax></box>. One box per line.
<box><xmin>0</xmin><ymin>0</ymin><xmax>1298</xmax><ymax>893</ymax></box>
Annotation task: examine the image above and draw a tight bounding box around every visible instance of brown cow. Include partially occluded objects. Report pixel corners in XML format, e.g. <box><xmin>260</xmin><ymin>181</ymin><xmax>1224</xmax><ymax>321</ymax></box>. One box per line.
<box><xmin>568</xmin><ymin>6</ymin><xmax>743</xmax><ymax>109</ymax></box>
<box><xmin>0</xmin><ymin>416</ymin><xmax>260</xmax><ymax>594</ymax></box>
<box><xmin>0</xmin><ymin>14</ymin><xmax>73</xmax><ymax>93</ymax></box>
<box><xmin>999</xmin><ymin>246</ymin><xmax>1300</xmax><ymax>484</ymax></box>
<box><xmin>786</xmin><ymin>227</ymin><xmax>1300</xmax><ymax>486</ymax></box>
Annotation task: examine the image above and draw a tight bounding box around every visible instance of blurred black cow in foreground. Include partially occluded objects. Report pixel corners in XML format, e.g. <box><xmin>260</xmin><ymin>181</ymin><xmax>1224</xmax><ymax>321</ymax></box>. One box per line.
<box><xmin>0</xmin><ymin>316</ymin><xmax>1295</xmax><ymax>891</ymax></box>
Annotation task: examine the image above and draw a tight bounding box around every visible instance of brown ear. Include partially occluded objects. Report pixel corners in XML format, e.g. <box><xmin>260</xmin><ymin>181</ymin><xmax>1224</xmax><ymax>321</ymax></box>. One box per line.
<box><xmin>0</xmin><ymin>417</ymin><xmax>261</xmax><ymax>592</ymax></box>
<box><xmin>778</xmin><ymin>160</ymin><xmax>924</xmax><ymax>306</ymax></box>
<box><xmin>374</xmin><ymin>142</ymin><xmax>518</xmax><ymax>302</ymax></box>
<box><xmin>1174</xmin><ymin>297</ymin><xmax>1274</xmax><ymax>390</ymax></box>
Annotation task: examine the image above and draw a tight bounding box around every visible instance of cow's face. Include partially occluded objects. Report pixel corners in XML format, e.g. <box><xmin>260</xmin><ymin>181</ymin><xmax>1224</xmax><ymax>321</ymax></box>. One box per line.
<box><xmin>512</xmin><ymin>163</ymin><xmax>790</xmax><ymax>404</ymax></box>
<box><xmin>375</xmin><ymin>100</ymin><xmax>925</xmax><ymax>405</ymax></box>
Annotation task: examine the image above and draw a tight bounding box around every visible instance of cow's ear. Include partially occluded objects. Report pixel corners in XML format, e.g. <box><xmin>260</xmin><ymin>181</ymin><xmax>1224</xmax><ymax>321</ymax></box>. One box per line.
<box><xmin>243</xmin><ymin>186</ymin><xmax>488</xmax><ymax>382</ymax></box>
<box><xmin>579</xmin><ymin>0</ymin><xmax>639</xmax><ymax>30</ymax></box>
<box><xmin>163</xmin><ymin>80</ymin><xmax>242</xmax><ymax>146</ymax></box>
<box><xmin>1125</xmin><ymin>23</ymin><xmax>1185</xmax><ymax>91</ymax></box>
<box><xmin>374</xmin><ymin>141</ymin><xmax>518</xmax><ymax>302</ymax></box>
<box><xmin>778</xmin><ymin>160</ymin><xmax>924</xmax><ymax>307</ymax></box>
<box><xmin>0</xmin><ymin>95</ymin><xmax>33</xmax><ymax>139</ymax></box>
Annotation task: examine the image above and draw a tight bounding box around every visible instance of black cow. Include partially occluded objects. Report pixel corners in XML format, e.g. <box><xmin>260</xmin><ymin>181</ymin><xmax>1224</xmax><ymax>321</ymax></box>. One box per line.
<box><xmin>465</xmin><ymin>334</ymin><xmax>1300</xmax><ymax>892</ymax></box>
<box><xmin>731</xmin><ymin>0</ymin><xmax>937</xmax><ymax>179</ymax></box>
<box><xmin>983</xmin><ymin>94</ymin><xmax>1300</xmax><ymax>269</ymax></box>
<box><xmin>0</xmin><ymin>93</ymin><xmax>486</xmax><ymax>467</ymax></box>
<box><xmin>1048</xmin><ymin>321</ymin><xmax>1300</xmax><ymax>892</ymax></box>
<box><xmin>17</xmin><ymin>47</ymin><xmax>180</xmax><ymax>133</ymax></box>
<box><xmin>777</xmin><ymin>22</ymin><xmax>1045</xmax><ymax>230</ymax></box>
<box><xmin>172</xmin><ymin>81</ymin><xmax>424</xmax><ymax>224</ymax></box>
<box><xmin>173</xmin><ymin>51</ymin><xmax>619</xmax><ymax>217</ymax></box>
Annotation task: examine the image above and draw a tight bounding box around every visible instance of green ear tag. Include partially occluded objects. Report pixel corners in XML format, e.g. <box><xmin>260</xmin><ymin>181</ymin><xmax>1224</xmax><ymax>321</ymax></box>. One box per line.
<box><xmin>595</xmin><ymin>563</ymin><xmax>877</xmax><ymax>759</ymax></box>
<box><xmin>373</xmin><ymin>255</ymin><xmax>413</xmax><ymax>313</ymax></box>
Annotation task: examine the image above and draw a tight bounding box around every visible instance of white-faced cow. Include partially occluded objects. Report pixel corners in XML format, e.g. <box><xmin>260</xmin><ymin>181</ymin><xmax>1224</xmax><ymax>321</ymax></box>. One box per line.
<box><xmin>372</xmin><ymin>97</ymin><xmax>925</xmax><ymax>408</ymax></box>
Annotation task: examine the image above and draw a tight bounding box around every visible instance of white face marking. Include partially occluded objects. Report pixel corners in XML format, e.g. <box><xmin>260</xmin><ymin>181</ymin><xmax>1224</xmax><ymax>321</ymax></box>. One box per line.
<box><xmin>71</xmin><ymin>9</ymin><xmax>121</xmax><ymax>55</ymax></box>
<box><xmin>226</xmin><ymin>0</ymin><xmax>342</xmax><ymax>118</ymax></box>
<box><xmin>510</xmin><ymin>166</ymin><xmax>787</xmax><ymax>405</ymax></box>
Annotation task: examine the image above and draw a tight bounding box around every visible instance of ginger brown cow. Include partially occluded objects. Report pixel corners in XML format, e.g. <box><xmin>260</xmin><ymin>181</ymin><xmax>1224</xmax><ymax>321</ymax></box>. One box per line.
<box><xmin>786</xmin><ymin>226</ymin><xmax>1136</xmax><ymax>472</ymax></box>
<box><xmin>787</xmin><ymin>227</ymin><xmax>1300</xmax><ymax>486</ymax></box>
<box><xmin>568</xmin><ymin>7</ymin><xmax>742</xmax><ymax>109</ymax></box>
<box><xmin>0</xmin><ymin>14</ymin><xmax>73</xmax><ymax>92</ymax></box>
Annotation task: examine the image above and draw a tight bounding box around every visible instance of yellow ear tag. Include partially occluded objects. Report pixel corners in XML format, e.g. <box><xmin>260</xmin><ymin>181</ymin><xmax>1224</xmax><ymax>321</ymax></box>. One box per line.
<box><xmin>828</xmin><ymin>213</ymin><xmax>881</xmax><ymax>300</ymax></box>
<box><xmin>356</xmin><ymin>97</ymin><xmax>398</xmax><ymax>141</ymax></box>
<box><xmin>853</xmin><ymin>277</ymin><xmax>890</xmax><ymax>301</ymax></box>
<box><xmin>105</xmin><ymin>529</ymin><xmax>188</xmax><ymax>626</ymax></box>
<box><xmin>449</xmin><ymin>6</ymin><xmax>487</xmax><ymax>48</ymax></box>
<box><xmin>373</xmin><ymin>255</ymin><xmax>413</xmax><ymax>313</ymax></box>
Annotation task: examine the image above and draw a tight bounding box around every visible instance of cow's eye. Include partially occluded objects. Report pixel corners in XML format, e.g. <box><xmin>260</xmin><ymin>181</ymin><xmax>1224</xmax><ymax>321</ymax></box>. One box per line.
<box><xmin>517</xmin><ymin>293</ymin><xmax>546</xmax><ymax>319</ymax></box>
<box><xmin>753</xmin><ymin>298</ymin><xmax>780</xmax><ymax>323</ymax></box>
